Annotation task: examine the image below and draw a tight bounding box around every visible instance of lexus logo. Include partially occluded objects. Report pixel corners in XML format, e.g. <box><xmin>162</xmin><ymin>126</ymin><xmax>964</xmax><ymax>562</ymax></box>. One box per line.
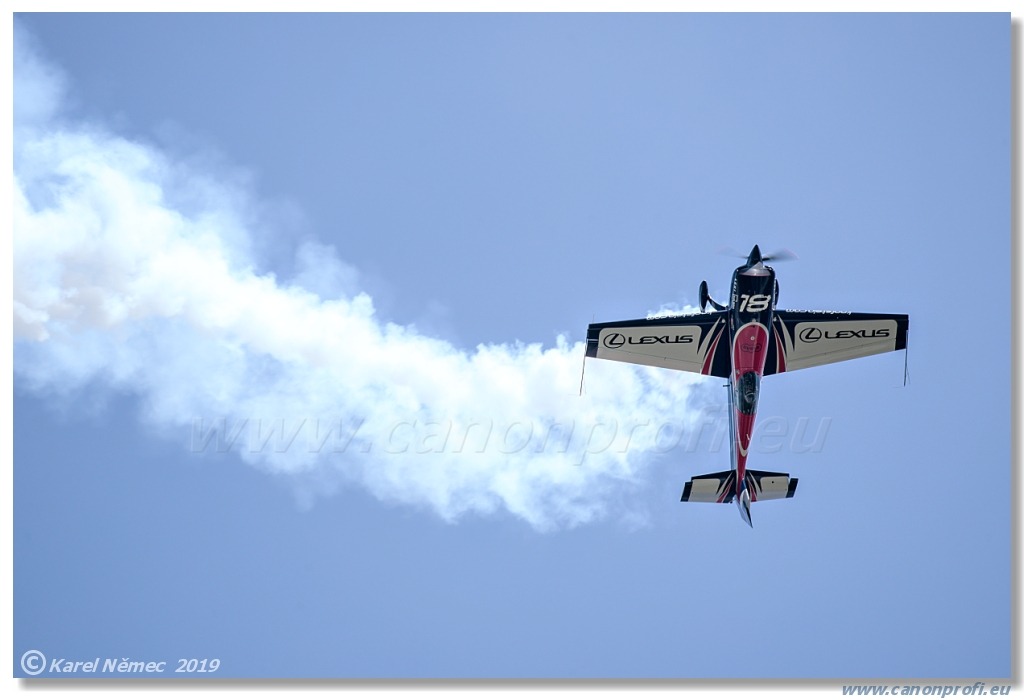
<box><xmin>602</xmin><ymin>332</ymin><xmax>693</xmax><ymax>349</ymax></box>
<box><xmin>798</xmin><ymin>326</ymin><xmax>892</xmax><ymax>343</ymax></box>
<box><xmin>604</xmin><ymin>333</ymin><xmax>626</xmax><ymax>349</ymax></box>
<box><xmin>799</xmin><ymin>327</ymin><xmax>822</xmax><ymax>343</ymax></box>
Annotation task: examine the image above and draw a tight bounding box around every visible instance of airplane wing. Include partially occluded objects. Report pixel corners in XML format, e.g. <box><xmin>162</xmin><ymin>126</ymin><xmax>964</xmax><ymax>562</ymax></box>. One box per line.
<box><xmin>586</xmin><ymin>311</ymin><xmax>730</xmax><ymax>377</ymax></box>
<box><xmin>764</xmin><ymin>310</ymin><xmax>909</xmax><ymax>375</ymax></box>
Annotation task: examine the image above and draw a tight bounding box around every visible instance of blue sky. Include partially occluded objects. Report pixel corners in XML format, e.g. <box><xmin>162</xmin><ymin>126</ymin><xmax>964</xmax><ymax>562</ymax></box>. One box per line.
<box><xmin>12</xmin><ymin>12</ymin><xmax>1011</xmax><ymax>681</ymax></box>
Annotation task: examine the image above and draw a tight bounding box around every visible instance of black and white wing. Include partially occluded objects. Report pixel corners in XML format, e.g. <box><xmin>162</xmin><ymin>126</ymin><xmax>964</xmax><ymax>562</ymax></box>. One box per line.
<box><xmin>764</xmin><ymin>310</ymin><xmax>909</xmax><ymax>375</ymax></box>
<box><xmin>586</xmin><ymin>311</ymin><xmax>731</xmax><ymax>378</ymax></box>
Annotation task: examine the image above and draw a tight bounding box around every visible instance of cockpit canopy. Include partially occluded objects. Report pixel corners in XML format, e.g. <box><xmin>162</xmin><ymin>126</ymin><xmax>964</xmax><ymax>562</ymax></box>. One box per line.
<box><xmin>736</xmin><ymin>371</ymin><xmax>759</xmax><ymax>415</ymax></box>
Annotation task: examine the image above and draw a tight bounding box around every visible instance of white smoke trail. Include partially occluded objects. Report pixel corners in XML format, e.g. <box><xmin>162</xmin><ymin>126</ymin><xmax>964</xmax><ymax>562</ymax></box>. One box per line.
<box><xmin>13</xmin><ymin>31</ymin><xmax>712</xmax><ymax>530</ymax></box>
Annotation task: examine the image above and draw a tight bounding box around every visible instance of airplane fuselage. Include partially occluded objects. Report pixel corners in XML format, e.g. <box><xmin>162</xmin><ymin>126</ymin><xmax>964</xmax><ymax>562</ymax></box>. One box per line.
<box><xmin>726</xmin><ymin>254</ymin><xmax>777</xmax><ymax>525</ymax></box>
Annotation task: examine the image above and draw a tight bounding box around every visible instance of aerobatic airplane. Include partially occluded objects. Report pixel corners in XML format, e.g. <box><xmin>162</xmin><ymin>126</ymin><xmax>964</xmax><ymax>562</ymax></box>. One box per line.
<box><xmin>585</xmin><ymin>245</ymin><xmax>908</xmax><ymax>527</ymax></box>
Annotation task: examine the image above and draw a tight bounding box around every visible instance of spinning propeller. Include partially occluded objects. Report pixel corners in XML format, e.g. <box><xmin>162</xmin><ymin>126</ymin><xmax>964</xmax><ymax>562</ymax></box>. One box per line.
<box><xmin>716</xmin><ymin>245</ymin><xmax>798</xmax><ymax>264</ymax></box>
<box><xmin>700</xmin><ymin>245</ymin><xmax>795</xmax><ymax>311</ymax></box>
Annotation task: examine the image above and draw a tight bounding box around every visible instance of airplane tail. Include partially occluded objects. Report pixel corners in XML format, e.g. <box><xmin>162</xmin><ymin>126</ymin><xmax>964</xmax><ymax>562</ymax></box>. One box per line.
<box><xmin>680</xmin><ymin>469</ymin><xmax>798</xmax><ymax>503</ymax></box>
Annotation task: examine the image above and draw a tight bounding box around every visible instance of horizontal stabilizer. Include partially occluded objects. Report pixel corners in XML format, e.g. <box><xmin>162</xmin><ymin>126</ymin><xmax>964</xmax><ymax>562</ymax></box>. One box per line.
<box><xmin>681</xmin><ymin>470</ymin><xmax>736</xmax><ymax>503</ymax></box>
<box><xmin>746</xmin><ymin>469</ymin><xmax>798</xmax><ymax>501</ymax></box>
<box><xmin>681</xmin><ymin>469</ymin><xmax>798</xmax><ymax>503</ymax></box>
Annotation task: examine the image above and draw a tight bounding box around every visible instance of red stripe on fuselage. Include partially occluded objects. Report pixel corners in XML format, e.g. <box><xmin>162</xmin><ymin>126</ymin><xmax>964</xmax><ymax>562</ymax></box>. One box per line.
<box><xmin>732</xmin><ymin>322</ymin><xmax>768</xmax><ymax>375</ymax></box>
<box><xmin>731</xmin><ymin>321</ymin><xmax>769</xmax><ymax>497</ymax></box>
